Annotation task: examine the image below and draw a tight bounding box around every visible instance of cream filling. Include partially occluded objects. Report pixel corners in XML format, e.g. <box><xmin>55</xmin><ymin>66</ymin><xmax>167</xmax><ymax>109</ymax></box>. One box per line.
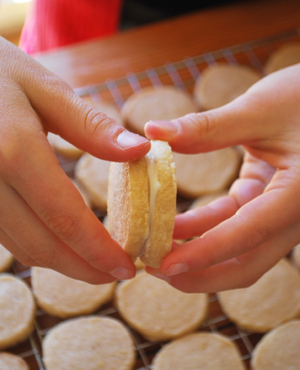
<box><xmin>139</xmin><ymin>154</ymin><xmax>161</xmax><ymax>258</ymax></box>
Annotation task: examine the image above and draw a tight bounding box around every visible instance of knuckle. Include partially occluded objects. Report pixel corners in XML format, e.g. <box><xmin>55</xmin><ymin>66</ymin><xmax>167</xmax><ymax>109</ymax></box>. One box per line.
<box><xmin>45</xmin><ymin>211</ymin><xmax>81</xmax><ymax>243</ymax></box>
<box><xmin>84</xmin><ymin>108</ymin><xmax>116</xmax><ymax>138</ymax></box>
<box><xmin>32</xmin><ymin>248</ymin><xmax>59</xmax><ymax>268</ymax></box>
<box><xmin>18</xmin><ymin>255</ymin><xmax>36</xmax><ymax>267</ymax></box>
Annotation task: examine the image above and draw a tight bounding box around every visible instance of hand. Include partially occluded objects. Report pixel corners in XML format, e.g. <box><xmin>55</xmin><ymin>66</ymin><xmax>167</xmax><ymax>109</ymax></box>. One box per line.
<box><xmin>145</xmin><ymin>63</ymin><xmax>300</xmax><ymax>292</ymax></box>
<box><xmin>0</xmin><ymin>37</ymin><xmax>150</xmax><ymax>284</ymax></box>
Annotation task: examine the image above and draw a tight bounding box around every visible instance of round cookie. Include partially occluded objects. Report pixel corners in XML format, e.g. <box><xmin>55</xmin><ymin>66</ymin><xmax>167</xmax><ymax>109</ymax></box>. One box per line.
<box><xmin>152</xmin><ymin>332</ymin><xmax>246</xmax><ymax>370</ymax></box>
<box><xmin>194</xmin><ymin>63</ymin><xmax>261</xmax><ymax>110</ymax></box>
<box><xmin>291</xmin><ymin>243</ymin><xmax>300</xmax><ymax>271</ymax></box>
<box><xmin>43</xmin><ymin>316</ymin><xmax>135</xmax><ymax>370</ymax></box>
<box><xmin>47</xmin><ymin>133</ymin><xmax>84</xmax><ymax>160</ymax></box>
<box><xmin>0</xmin><ymin>274</ymin><xmax>35</xmax><ymax>350</ymax></box>
<box><xmin>74</xmin><ymin>153</ymin><xmax>111</xmax><ymax>210</ymax></box>
<box><xmin>108</xmin><ymin>140</ymin><xmax>176</xmax><ymax>268</ymax></box>
<box><xmin>31</xmin><ymin>267</ymin><xmax>116</xmax><ymax>319</ymax></box>
<box><xmin>0</xmin><ymin>352</ymin><xmax>29</xmax><ymax>370</ymax></box>
<box><xmin>115</xmin><ymin>272</ymin><xmax>208</xmax><ymax>342</ymax></box>
<box><xmin>264</xmin><ymin>43</ymin><xmax>300</xmax><ymax>74</ymax></box>
<box><xmin>121</xmin><ymin>85</ymin><xmax>197</xmax><ymax>135</ymax></box>
<box><xmin>0</xmin><ymin>244</ymin><xmax>13</xmax><ymax>273</ymax></box>
<box><xmin>218</xmin><ymin>259</ymin><xmax>300</xmax><ymax>333</ymax></box>
<box><xmin>251</xmin><ymin>320</ymin><xmax>300</xmax><ymax>370</ymax></box>
<box><xmin>173</xmin><ymin>148</ymin><xmax>241</xmax><ymax>198</ymax></box>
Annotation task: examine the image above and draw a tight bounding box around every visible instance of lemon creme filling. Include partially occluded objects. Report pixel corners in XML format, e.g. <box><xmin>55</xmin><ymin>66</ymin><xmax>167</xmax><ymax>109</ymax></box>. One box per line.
<box><xmin>139</xmin><ymin>152</ymin><xmax>161</xmax><ymax>258</ymax></box>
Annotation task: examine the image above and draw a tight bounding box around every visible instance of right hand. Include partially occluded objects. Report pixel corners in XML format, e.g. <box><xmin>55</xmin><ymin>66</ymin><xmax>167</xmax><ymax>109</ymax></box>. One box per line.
<box><xmin>0</xmin><ymin>37</ymin><xmax>150</xmax><ymax>284</ymax></box>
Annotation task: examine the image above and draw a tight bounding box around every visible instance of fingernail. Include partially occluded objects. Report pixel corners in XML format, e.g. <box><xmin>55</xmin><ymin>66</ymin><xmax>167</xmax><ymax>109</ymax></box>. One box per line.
<box><xmin>110</xmin><ymin>267</ymin><xmax>132</xmax><ymax>280</ymax></box>
<box><xmin>165</xmin><ymin>263</ymin><xmax>188</xmax><ymax>276</ymax></box>
<box><xmin>146</xmin><ymin>120</ymin><xmax>180</xmax><ymax>135</ymax></box>
<box><xmin>150</xmin><ymin>272</ymin><xmax>171</xmax><ymax>283</ymax></box>
<box><xmin>116</xmin><ymin>131</ymin><xmax>148</xmax><ymax>149</ymax></box>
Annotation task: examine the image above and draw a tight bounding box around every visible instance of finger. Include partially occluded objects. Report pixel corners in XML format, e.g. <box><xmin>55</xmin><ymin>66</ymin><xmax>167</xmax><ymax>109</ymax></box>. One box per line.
<box><xmin>160</xmin><ymin>168</ymin><xmax>300</xmax><ymax>277</ymax></box>
<box><xmin>0</xmin><ymin>182</ymin><xmax>117</xmax><ymax>284</ymax></box>
<box><xmin>147</xmin><ymin>220</ymin><xmax>300</xmax><ymax>293</ymax></box>
<box><xmin>1</xmin><ymin>38</ymin><xmax>150</xmax><ymax>162</ymax></box>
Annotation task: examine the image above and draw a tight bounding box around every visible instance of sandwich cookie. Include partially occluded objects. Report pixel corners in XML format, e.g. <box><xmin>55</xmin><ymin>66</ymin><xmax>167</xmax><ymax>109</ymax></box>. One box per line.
<box><xmin>173</xmin><ymin>148</ymin><xmax>241</xmax><ymax>198</ymax></box>
<box><xmin>0</xmin><ymin>274</ymin><xmax>35</xmax><ymax>350</ymax></box>
<box><xmin>194</xmin><ymin>63</ymin><xmax>261</xmax><ymax>110</ymax></box>
<box><xmin>43</xmin><ymin>316</ymin><xmax>135</xmax><ymax>370</ymax></box>
<box><xmin>31</xmin><ymin>267</ymin><xmax>116</xmax><ymax>319</ymax></box>
<box><xmin>152</xmin><ymin>332</ymin><xmax>246</xmax><ymax>370</ymax></box>
<box><xmin>218</xmin><ymin>259</ymin><xmax>300</xmax><ymax>333</ymax></box>
<box><xmin>251</xmin><ymin>320</ymin><xmax>300</xmax><ymax>370</ymax></box>
<box><xmin>74</xmin><ymin>153</ymin><xmax>111</xmax><ymax>210</ymax></box>
<box><xmin>115</xmin><ymin>272</ymin><xmax>208</xmax><ymax>342</ymax></box>
<box><xmin>0</xmin><ymin>352</ymin><xmax>29</xmax><ymax>370</ymax></box>
<box><xmin>108</xmin><ymin>140</ymin><xmax>176</xmax><ymax>268</ymax></box>
<box><xmin>264</xmin><ymin>43</ymin><xmax>300</xmax><ymax>74</ymax></box>
<box><xmin>0</xmin><ymin>244</ymin><xmax>14</xmax><ymax>273</ymax></box>
<box><xmin>291</xmin><ymin>243</ymin><xmax>300</xmax><ymax>271</ymax></box>
<box><xmin>121</xmin><ymin>86</ymin><xmax>197</xmax><ymax>136</ymax></box>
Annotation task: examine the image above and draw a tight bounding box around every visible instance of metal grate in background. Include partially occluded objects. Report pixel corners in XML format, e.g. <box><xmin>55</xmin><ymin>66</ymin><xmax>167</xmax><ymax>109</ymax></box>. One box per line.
<box><xmin>6</xmin><ymin>28</ymin><xmax>300</xmax><ymax>370</ymax></box>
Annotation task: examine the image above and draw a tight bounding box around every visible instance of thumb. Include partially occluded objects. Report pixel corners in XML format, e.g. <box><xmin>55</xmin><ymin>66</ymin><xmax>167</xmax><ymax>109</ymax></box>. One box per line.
<box><xmin>144</xmin><ymin>93</ymin><xmax>274</xmax><ymax>154</ymax></box>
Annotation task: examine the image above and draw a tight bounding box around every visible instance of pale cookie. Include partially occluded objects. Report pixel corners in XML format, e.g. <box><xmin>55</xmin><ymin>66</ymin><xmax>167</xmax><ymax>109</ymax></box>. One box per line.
<box><xmin>47</xmin><ymin>133</ymin><xmax>84</xmax><ymax>160</ymax></box>
<box><xmin>218</xmin><ymin>259</ymin><xmax>300</xmax><ymax>333</ymax></box>
<box><xmin>108</xmin><ymin>140</ymin><xmax>176</xmax><ymax>268</ymax></box>
<box><xmin>43</xmin><ymin>316</ymin><xmax>135</xmax><ymax>370</ymax></box>
<box><xmin>0</xmin><ymin>352</ymin><xmax>29</xmax><ymax>370</ymax></box>
<box><xmin>291</xmin><ymin>243</ymin><xmax>300</xmax><ymax>271</ymax></box>
<box><xmin>264</xmin><ymin>43</ymin><xmax>300</xmax><ymax>74</ymax></box>
<box><xmin>74</xmin><ymin>153</ymin><xmax>111</xmax><ymax>210</ymax></box>
<box><xmin>173</xmin><ymin>148</ymin><xmax>241</xmax><ymax>198</ymax></box>
<box><xmin>152</xmin><ymin>332</ymin><xmax>246</xmax><ymax>370</ymax></box>
<box><xmin>251</xmin><ymin>320</ymin><xmax>300</xmax><ymax>370</ymax></box>
<box><xmin>0</xmin><ymin>274</ymin><xmax>35</xmax><ymax>350</ymax></box>
<box><xmin>189</xmin><ymin>191</ymin><xmax>228</xmax><ymax>210</ymax></box>
<box><xmin>194</xmin><ymin>63</ymin><xmax>260</xmax><ymax>110</ymax></box>
<box><xmin>121</xmin><ymin>86</ymin><xmax>197</xmax><ymax>135</ymax></box>
<box><xmin>115</xmin><ymin>272</ymin><xmax>208</xmax><ymax>342</ymax></box>
<box><xmin>0</xmin><ymin>244</ymin><xmax>13</xmax><ymax>273</ymax></box>
<box><xmin>31</xmin><ymin>267</ymin><xmax>116</xmax><ymax>319</ymax></box>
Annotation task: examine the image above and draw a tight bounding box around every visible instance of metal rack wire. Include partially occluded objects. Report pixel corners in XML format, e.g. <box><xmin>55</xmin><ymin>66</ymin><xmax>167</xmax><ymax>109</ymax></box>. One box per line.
<box><xmin>6</xmin><ymin>28</ymin><xmax>300</xmax><ymax>370</ymax></box>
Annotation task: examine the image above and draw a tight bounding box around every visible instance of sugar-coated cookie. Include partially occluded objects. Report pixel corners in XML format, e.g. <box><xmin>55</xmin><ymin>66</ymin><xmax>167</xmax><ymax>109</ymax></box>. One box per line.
<box><xmin>264</xmin><ymin>43</ymin><xmax>300</xmax><ymax>74</ymax></box>
<box><xmin>173</xmin><ymin>148</ymin><xmax>241</xmax><ymax>198</ymax></box>
<box><xmin>115</xmin><ymin>272</ymin><xmax>208</xmax><ymax>342</ymax></box>
<box><xmin>43</xmin><ymin>316</ymin><xmax>135</xmax><ymax>370</ymax></box>
<box><xmin>74</xmin><ymin>153</ymin><xmax>111</xmax><ymax>210</ymax></box>
<box><xmin>251</xmin><ymin>320</ymin><xmax>300</xmax><ymax>370</ymax></box>
<box><xmin>0</xmin><ymin>352</ymin><xmax>29</xmax><ymax>370</ymax></box>
<box><xmin>194</xmin><ymin>63</ymin><xmax>260</xmax><ymax>110</ymax></box>
<box><xmin>31</xmin><ymin>267</ymin><xmax>116</xmax><ymax>319</ymax></box>
<box><xmin>121</xmin><ymin>86</ymin><xmax>197</xmax><ymax>135</ymax></box>
<box><xmin>0</xmin><ymin>274</ymin><xmax>35</xmax><ymax>350</ymax></box>
<box><xmin>0</xmin><ymin>244</ymin><xmax>13</xmax><ymax>273</ymax></box>
<box><xmin>152</xmin><ymin>332</ymin><xmax>246</xmax><ymax>370</ymax></box>
<box><xmin>108</xmin><ymin>140</ymin><xmax>176</xmax><ymax>268</ymax></box>
<box><xmin>218</xmin><ymin>259</ymin><xmax>300</xmax><ymax>333</ymax></box>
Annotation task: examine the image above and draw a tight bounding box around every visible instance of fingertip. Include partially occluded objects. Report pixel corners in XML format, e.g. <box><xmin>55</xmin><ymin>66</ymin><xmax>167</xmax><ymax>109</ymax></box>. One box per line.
<box><xmin>116</xmin><ymin>130</ymin><xmax>151</xmax><ymax>160</ymax></box>
<box><xmin>144</xmin><ymin>120</ymin><xmax>179</xmax><ymax>140</ymax></box>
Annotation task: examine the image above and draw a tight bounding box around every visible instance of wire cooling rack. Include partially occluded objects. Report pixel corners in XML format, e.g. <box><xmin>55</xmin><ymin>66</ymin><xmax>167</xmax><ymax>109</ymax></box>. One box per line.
<box><xmin>5</xmin><ymin>28</ymin><xmax>300</xmax><ymax>370</ymax></box>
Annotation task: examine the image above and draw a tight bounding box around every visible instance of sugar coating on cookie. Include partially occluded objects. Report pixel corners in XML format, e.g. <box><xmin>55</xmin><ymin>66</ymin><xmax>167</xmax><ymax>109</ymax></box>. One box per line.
<box><xmin>43</xmin><ymin>316</ymin><xmax>135</xmax><ymax>370</ymax></box>
<box><xmin>0</xmin><ymin>352</ymin><xmax>29</xmax><ymax>370</ymax></box>
<box><xmin>115</xmin><ymin>272</ymin><xmax>208</xmax><ymax>342</ymax></box>
<box><xmin>173</xmin><ymin>148</ymin><xmax>241</xmax><ymax>198</ymax></box>
<box><xmin>251</xmin><ymin>320</ymin><xmax>300</xmax><ymax>370</ymax></box>
<box><xmin>152</xmin><ymin>332</ymin><xmax>246</xmax><ymax>370</ymax></box>
<box><xmin>264</xmin><ymin>43</ymin><xmax>300</xmax><ymax>74</ymax></box>
<box><xmin>74</xmin><ymin>153</ymin><xmax>111</xmax><ymax>210</ymax></box>
<box><xmin>0</xmin><ymin>244</ymin><xmax>14</xmax><ymax>273</ymax></box>
<box><xmin>0</xmin><ymin>274</ymin><xmax>35</xmax><ymax>350</ymax></box>
<box><xmin>194</xmin><ymin>63</ymin><xmax>260</xmax><ymax>110</ymax></box>
<box><xmin>31</xmin><ymin>267</ymin><xmax>116</xmax><ymax>319</ymax></box>
<box><xmin>291</xmin><ymin>244</ymin><xmax>300</xmax><ymax>271</ymax></box>
<box><xmin>218</xmin><ymin>259</ymin><xmax>300</xmax><ymax>333</ymax></box>
<box><xmin>121</xmin><ymin>86</ymin><xmax>197</xmax><ymax>135</ymax></box>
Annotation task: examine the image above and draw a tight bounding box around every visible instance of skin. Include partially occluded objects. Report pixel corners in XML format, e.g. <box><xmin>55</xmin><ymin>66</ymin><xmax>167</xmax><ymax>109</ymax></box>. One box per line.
<box><xmin>0</xmin><ymin>37</ymin><xmax>151</xmax><ymax>284</ymax></box>
<box><xmin>145</xmin><ymin>63</ymin><xmax>300</xmax><ymax>293</ymax></box>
